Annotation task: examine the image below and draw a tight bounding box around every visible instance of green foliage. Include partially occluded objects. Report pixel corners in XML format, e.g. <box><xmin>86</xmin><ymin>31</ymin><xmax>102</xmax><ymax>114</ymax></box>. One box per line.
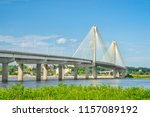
<box><xmin>78</xmin><ymin>67</ymin><xmax>84</xmax><ymax>75</ymax></box>
<box><xmin>0</xmin><ymin>84</ymin><xmax>150</xmax><ymax>100</ymax></box>
<box><xmin>131</xmin><ymin>75</ymin><xmax>150</xmax><ymax>78</ymax></box>
<box><xmin>126</xmin><ymin>67</ymin><xmax>150</xmax><ymax>78</ymax></box>
<box><xmin>3</xmin><ymin>64</ymin><xmax>150</xmax><ymax>77</ymax></box>
<box><xmin>9</xmin><ymin>65</ymin><xmax>18</xmax><ymax>75</ymax></box>
<box><xmin>125</xmin><ymin>74</ymin><xmax>133</xmax><ymax>78</ymax></box>
<box><xmin>127</xmin><ymin>67</ymin><xmax>150</xmax><ymax>75</ymax></box>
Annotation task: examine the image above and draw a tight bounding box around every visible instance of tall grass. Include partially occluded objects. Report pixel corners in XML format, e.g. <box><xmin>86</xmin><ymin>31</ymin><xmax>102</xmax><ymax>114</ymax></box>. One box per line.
<box><xmin>0</xmin><ymin>84</ymin><xmax>150</xmax><ymax>100</ymax></box>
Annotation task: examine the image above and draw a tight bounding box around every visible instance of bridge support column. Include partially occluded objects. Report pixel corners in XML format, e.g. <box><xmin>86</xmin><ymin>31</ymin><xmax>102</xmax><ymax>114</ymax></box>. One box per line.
<box><xmin>2</xmin><ymin>63</ymin><xmax>8</xmax><ymax>82</ymax></box>
<box><xmin>18</xmin><ymin>64</ymin><xmax>23</xmax><ymax>82</ymax></box>
<box><xmin>108</xmin><ymin>71</ymin><xmax>111</xmax><ymax>76</ymax></box>
<box><xmin>92</xmin><ymin>26</ymin><xmax>97</xmax><ymax>79</ymax></box>
<box><xmin>59</xmin><ymin>64</ymin><xmax>64</xmax><ymax>80</ymax></box>
<box><xmin>113</xmin><ymin>69</ymin><xmax>116</xmax><ymax>78</ymax></box>
<box><xmin>85</xmin><ymin>67</ymin><xmax>89</xmax><ymax>79</ymax></box>
<box><xmin>43</xmin><ymin>64</ymin><xmax>48</xmax><ymax>81</ymax></box>
<box><xmin>74</xmin><ymin>66</ymin><xmax>78</xmax><ymax>80</ymax></box>
<box><xmin>116</xmin><ymin>70</ymin><xmax>120</xmax><ymax>78</ymax></box>
<box><xmin>36</xmin><ymin>64</ymin><xmax>41</xmax><ymax>81</ymax></box>
<box><xmin>92</xmin><ymin>66</ymin><xmax>97</xmax><ymax>79</ymax></box>
<box><xmin>113</xmin><ymin>68</ymin><xmax>121</xmax><ymax>78</ymax></box>
<box><xmin>121</xmin><ymin>70</ymin><xmax>126</xmax><ymax>78</ymax></box>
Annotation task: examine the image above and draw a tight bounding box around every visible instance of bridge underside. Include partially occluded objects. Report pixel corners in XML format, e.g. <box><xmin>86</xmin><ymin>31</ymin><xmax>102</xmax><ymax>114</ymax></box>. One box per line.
<box><xmin>0</xmin><ymin>56</ymin><xmax>126</xmax><ymax>82</ymax></box>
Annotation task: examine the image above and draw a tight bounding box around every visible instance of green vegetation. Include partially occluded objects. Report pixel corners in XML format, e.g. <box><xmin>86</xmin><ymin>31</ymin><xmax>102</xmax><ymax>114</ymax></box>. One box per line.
<box><xmin>130</xmin><ymin>75</ymin><xmax>150</xmax><ymax>78</ymax></box>
<box><xmin>126</xmin><ymin>67</ymin><xmax>150</xmax><ymax>78</ymax></box>
<box><xmin>0</xmin><ymin>65</ymin><xmax>150</xmax><ymax>78</ymax></box>
<box><xmin>0</xmin><ymin>84</ymin><xmax>150</xmax><ymax>100</ymax></box>
<box><xmin>127</xmin><ymin>67</ymin><xmax>150</xmax><ymax>75</ymax></box>
<box><xmin>0</xmin><ymin>65</ymin><xmax>111</xmax><ymax>76</ymax></box>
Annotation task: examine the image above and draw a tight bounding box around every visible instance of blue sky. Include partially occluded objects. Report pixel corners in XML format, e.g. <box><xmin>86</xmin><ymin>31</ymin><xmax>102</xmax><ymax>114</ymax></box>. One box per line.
<box><xmin>0</xmin><ymin>0</ymin><xmax>150</xmax><ymax>67</ymax></box>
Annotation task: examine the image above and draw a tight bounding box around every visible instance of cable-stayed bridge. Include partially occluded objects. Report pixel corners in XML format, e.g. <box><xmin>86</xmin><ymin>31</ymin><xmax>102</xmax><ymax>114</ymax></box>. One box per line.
<box><xmin>0</xmin><ymin>26</ymin><xmax>126</xmax><ymax>82</ymax></box>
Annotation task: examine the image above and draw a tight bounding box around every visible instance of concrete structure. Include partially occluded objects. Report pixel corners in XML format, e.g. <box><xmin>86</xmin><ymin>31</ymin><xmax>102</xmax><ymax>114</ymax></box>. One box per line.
<box><xmin>0</xmin><ymin>25</ymin><xmax>126</xmax><ymax>82</ymax></box>
<box><xmin>59</xmin><ymin>64</ymin><xmax>64</xmax><ymax>80</ymax></box>
<box><xmin>36</xmin><ymin>64</ymin><xmax>41</xmax><ymax>81</ymax></box>
<box><xmin>18</xmin><ymin>64</ymin><xmax>23</xmax><ymax>82</ymax></box>
<box><xmin>43</xmin><ymin>64</ymin><xmax>48</xmax><ymax>81</ymax></box>
<box><xmin>92</xmin><ymin>26</ymin><xmax>97</xmax><ymax>79</ymax></box>
<box><xmin>2</xmin><ymin>63</ymin><xmax>8</xmax><ymax>82</ymax></box>
<box><xmin>74</xmin><ymin>65</ymin><xmax>78</xmax><ymax>80</ymax></box>
<box><xmin>0</xmin><ymin>50</ymin><xmax>126</xmax><ymax>82</ymax></box>
<box><xmin>85</xmin><ymin>67</ymin><xmax>89</xmax><ymax>79</ymax></box>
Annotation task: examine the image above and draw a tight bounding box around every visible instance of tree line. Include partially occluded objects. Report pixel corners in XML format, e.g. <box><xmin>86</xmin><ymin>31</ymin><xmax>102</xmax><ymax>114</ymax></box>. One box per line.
<box><xmin>0</xmin><ymin>65</ymin><xmax>150</xmax><ymax>78</ymax></box>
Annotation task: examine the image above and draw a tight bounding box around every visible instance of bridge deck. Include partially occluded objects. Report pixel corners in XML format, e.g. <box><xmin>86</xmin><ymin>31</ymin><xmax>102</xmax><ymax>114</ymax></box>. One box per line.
<box><xmin>0</xmin><ymin>50</ymin><xmax>126</xmax><ymax>69</ymax></box>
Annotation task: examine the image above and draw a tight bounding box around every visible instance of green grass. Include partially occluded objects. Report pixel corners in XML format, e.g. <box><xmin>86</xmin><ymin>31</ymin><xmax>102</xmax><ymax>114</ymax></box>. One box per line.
<box><xmin>131</xmin><ymin>75</ymin><xmax>150</xmax><ymax>78</ymax></box>
<box><xmin>0</xmin><ymin>84</ymin><xmax>150</xmax><ymax>100</ymax></box>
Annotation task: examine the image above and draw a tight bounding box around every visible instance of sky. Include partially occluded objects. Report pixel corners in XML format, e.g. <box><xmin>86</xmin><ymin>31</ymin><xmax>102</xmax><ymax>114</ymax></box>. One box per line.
<box><xmin>0</xmin><ymin>0</ymin><xmax>150</xmax><ymax>67</ymax></box>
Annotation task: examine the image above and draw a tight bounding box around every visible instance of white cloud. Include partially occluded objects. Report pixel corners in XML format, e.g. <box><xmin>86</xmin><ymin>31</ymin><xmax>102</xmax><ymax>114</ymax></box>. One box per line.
<box><xmin>0</xmin><ymin>34</ymin><xmax>79</xmax><ymax>56</ymax></box>
<box><xmin>0</xmin><ymin>34</ymin><xmax>61</xmax><ymax>54</ymax></box>
<box><xmin>0</xmin><ymin>34</ymin><xmax>58</xmax><ymax>48</ymax></box>
<box><xmin>56</xmin><ymin>38</ymin><xmax>66</xmax><ymax>44</ymax></box>
<box><xmin>69</xmin><ymin>38</ymin><xmax>77</xmax><ymax>43</ymax></box>
<box><xmin>0</xmin><ymin>35</ymin><xmax>14</xmax><ymax>43</ymax></box>
<box><xmin>21</xmin><ymin>35</ymin><xmax>58</xmax><ymax>41</ymax></box>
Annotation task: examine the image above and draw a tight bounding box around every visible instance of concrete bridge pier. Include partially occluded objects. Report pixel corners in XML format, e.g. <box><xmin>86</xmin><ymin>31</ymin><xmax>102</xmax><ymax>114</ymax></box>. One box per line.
<box><xmin>59</xmin><ymin>64</ymin><xmax>64</xmax><ymax>80</ymax></box>
<box><xmin>18</xmin><ymin>64</ymin><xmax>23</xmax><ymax>82</ymax></box>
<box><xmin>122</xmin><ymin>69</ymin><xmax>127</xmax><ymax>78</ymax></box>
<box><xmin>2</xmin><ymin>63</ymin><xmax>8</xmax><ymax>82</ymax></box>
<box><xmin>43</xmin><ymin>64</ymin><xmax>48</xmax><ymax>81</ymax></box>
<box><xmin>36</xmin><ymin>64</ymin><xmax>41</xmax><ymax>81</ymax></box>
<box><xmin>113</xmin><ymin>69</ymin><xmax>121</xmax><ymax>78</ymax></box>
<box><xmin>85</xmin><ymin>67</ymin><xmax>89</xmax><ymax>79</ymax></box>
<box><xmin>108</xmin><ymin>71</ymin><xmax>112</xmax><ymax>76</ymax></box>
<box><xmin>74</xmin><ymin>65</ymin><xmax>78</xmax><ymax>80</ymax></box>
<box><xmin>92</xmin><ymin>66</ymin><xmax>97</xmax><ymax>79</ymax></box>
<box><xmin>116</xmin><ymin>70</ymin><xmax>120</xmax><ymax>78</ymax></box>
<box><xmin>113</xmin><ymin>68</ymin><xmax>117</xmax><ymax>78</ymax></box>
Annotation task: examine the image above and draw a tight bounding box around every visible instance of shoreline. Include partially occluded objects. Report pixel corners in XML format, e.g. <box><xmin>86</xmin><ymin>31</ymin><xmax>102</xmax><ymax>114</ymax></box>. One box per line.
<box><xmin>1</xmin><ymin>75</ymin><xmax>150</xmax><ymax>79</ymax></box>
<box><xmin>0</xmin><ymin>75</ymin><xmax>115</xmax><ymax>79</ymax></box>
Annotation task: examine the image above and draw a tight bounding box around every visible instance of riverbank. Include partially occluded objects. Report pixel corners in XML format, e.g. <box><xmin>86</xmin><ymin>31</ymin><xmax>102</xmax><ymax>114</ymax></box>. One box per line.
<box><xmin>0</xmin><ymin>84</ymin><xmax>150</xmax><ymax>100</ymax></box>
<box><xmin>1</xmin><ymin>74</ymin><xmax>150</xmax><ymax>79</ymax></box>
<box><xmin>0</xmin><ymin>75</ymin><xmax>114</xmax><ymax>79</ymax></box>
<box><xmin>131</xmin><ymin>75</ymin><xmax>150</xmax><ymax>78</ymax></box>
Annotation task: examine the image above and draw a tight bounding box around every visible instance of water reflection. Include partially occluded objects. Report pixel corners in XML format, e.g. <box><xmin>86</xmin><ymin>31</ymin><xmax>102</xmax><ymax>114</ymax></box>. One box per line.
<box><xmin>0</xmin><ymin>78</ymin><xmax>150</xmax><ymax>88</ymax></box>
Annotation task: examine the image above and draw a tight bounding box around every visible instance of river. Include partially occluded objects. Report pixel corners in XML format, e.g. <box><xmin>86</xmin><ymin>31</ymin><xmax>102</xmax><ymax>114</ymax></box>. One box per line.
<box><xmin>0</xmin><ymin>78</ymin><xmax>150</xmax><ymax>88</ymax></box>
